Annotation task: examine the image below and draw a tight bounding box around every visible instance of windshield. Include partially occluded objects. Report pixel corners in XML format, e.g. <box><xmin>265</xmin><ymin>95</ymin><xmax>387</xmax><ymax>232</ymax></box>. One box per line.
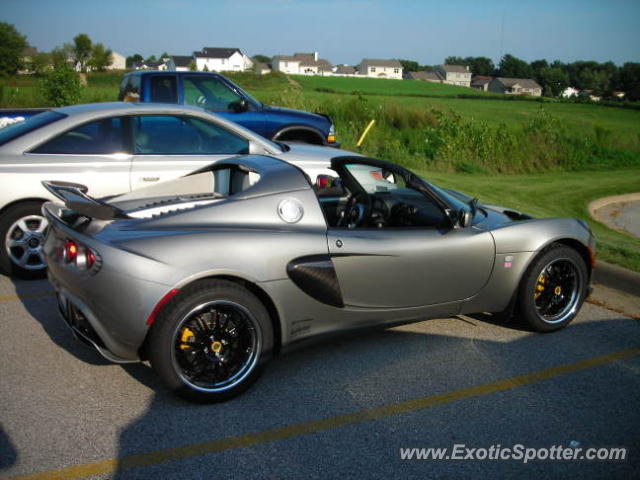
<box><xmin>425</xmin><ymin>181</ymin><xmax>471</xmax><ymax>213</ymax></box>
<box><xmin>0</xmin><ymin>111</ymin><xmax>66</xmax><ymax>147</ymax></box>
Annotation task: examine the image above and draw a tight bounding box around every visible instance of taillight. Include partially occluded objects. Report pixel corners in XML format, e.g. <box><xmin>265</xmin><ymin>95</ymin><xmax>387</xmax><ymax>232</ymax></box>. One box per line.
<box><xmin>65</xmin><ymin>240</ymin><xmax>78</xmax><ymax>263</ymax></box>
<box><xmin>86</xmin><ymin>249</ymin><xmax>96</xmax><ymax>269</ymax></box>
<box><xmin>61</xmin><ymin>238</ymin><xmax>100</xmax><ymax>273</ymax></box>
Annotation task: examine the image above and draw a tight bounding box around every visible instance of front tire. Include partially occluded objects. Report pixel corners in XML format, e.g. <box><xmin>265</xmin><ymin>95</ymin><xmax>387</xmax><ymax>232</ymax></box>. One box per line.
<box><xmin>516</xmin><ymin>244</ymin><xmax>588</xmax><ymax>332</ymax></box>
<box><xmin>148</xmin><ymin>279</ymin><xmax>274</xmax><ymax>402</ymax></box>
<box><xmin>0</xmin><ymin>201</ymin><xmax>48</xmax><ymax>279</ymax></box>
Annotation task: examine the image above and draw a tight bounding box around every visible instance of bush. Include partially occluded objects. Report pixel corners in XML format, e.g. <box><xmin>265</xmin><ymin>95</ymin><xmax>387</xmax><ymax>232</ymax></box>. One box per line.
<box><xmin>40</xmin><ymin>64</ymin><xmax>83</xmax><ymax>107</ymax></box>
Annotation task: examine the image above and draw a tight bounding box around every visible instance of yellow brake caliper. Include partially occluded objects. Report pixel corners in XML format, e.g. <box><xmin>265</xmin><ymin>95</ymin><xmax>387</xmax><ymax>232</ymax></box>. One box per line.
<box><xmin>180</xmin><ymin>327</ymin><xmax>195</xmax><ymax>350</ymax></box>
<box><xmin>535</xmin><ymin>274</ymin><xmax>546</xmax><ymax>299</ymax></box>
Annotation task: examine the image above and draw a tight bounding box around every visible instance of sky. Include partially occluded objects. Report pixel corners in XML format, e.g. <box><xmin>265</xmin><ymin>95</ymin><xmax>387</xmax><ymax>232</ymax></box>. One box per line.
<box><xmin>2</xmin><ymin>0</ymin><xmax>639</xmax><ymax>66</ymax></box>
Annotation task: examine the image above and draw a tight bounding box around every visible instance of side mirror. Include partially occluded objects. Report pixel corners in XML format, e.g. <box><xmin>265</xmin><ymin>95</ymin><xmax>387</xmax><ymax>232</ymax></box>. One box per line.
<box><xmin>230</xmin><ymin>98</ymin><xmax>249</xmax><ymax>113</ymax></box>
<box><xmin>458</xmin><ymin>209</ymin><xmax>473</xmax><ymax>228</ymax></box>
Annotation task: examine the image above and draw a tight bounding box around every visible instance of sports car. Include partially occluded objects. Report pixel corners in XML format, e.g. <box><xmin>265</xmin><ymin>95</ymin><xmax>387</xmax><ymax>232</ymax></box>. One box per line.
<box><xmin>42</xmin><ymin>155</ymin><xmax>595</xmax><ymax>402</ymax></box>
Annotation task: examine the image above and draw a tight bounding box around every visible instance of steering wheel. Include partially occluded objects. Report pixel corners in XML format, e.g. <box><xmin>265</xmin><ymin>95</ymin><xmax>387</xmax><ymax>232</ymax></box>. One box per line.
<box><xmin>338</xmin><ymin>191</ymin><xmax>371</xmax><ymax>228</ymax></box>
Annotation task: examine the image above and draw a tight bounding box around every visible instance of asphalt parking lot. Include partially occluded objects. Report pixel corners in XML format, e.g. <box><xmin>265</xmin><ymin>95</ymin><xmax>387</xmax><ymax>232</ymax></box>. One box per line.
<box><xmin>1</xmin><ymin>276</ymin><xmax>638</xmax><ymax>480</ymax></box>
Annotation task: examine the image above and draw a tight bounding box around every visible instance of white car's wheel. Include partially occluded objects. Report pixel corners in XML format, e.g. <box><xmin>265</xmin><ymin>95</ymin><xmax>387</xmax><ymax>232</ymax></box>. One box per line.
<box><xmin>0</xmin><ymin>201</ymin><xmax>48</xmax><ymax>279</ymax></box>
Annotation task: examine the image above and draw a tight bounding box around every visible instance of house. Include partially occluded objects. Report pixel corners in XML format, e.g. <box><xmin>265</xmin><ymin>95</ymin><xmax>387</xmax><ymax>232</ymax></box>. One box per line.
<box><xmin>272</xmin><ymin>52</ymin><xmax>332</xmax><ymax>76</ymax></box>
<box><xmin>561</xmin><ymin>86</ymin><xmax>580</xmax><ymax>98</ymax></box>
<box><xmin>612</xmin><ymin>91</ymin><xmax>625</xmax><ymax>99</ymax></box>
<box><xmin>358</xmin><ymin>59</ymin><xmax>403</xmax><ymax>79</ymax></box>
<box><xmin>168</xmin><ymin>55</ymin><xmax>193</xmax><ymax>71</ymax></box>
<box><xmin>404</xmin><ymin>71</ymin><xmax>443</xmax><ymax>82</ymax></box>
<box><xmin>433</xmin><ymin>65</ymin><xmax>472</xmax><ymax>87</ymax></box>
<box><xmin>193</xmin><ymin>47</ymin><xmax>253</xmax><ymax>72</ymax></box>
<box><xmin>579</xmin><ymin>90</ymin><xmax>601</xmax><ymax>102</ymax></box>
<box><xmin>135</xmin><ymin>59</ymin><xmax>168</xmax><ymax>71</ymax></box>
<box><xmin>471</xmin><ymin>75</ymin><xmax>493</xmax><ymax>91</ymax></box>
<box><xmin>107</xmin><ymin>51</ymin><xmax>126</xmax><ymax>70</ymax></box>
<box><xmin>489</xmin><ymin>77</ymin><xmax>542</xmax><ymax>96</ymax></box>
<box><xmin>255</xmin><ymin>62</ymin><xmax>271</xmax><ymax>75</ymax></box>
<box><xmin>334</xmin><ymin>65</ymin><xmax>357</xmax><ymax>76</ymax></box>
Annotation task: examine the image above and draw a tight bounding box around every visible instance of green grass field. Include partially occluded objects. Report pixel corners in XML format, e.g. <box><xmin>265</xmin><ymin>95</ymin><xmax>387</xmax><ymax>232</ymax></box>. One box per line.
<box><xmin>1</xmin><ymin>71</ymin><xmax>639</xmax><ymax>271</ymax></box>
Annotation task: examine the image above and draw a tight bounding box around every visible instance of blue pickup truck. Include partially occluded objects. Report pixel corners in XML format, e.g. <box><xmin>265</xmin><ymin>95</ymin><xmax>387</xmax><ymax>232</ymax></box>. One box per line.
<box><xmin>118</xmin><ymin>71</ymin><xmax>338</xmax><ymax>147</ymax></box>
<box><xmin>0</xmin><ymin>71</ymin><xmax>339</xmax><ymax>147</ymax></box>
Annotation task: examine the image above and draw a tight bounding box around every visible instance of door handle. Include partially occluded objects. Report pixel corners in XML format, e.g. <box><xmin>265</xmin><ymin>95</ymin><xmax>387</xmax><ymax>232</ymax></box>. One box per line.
<box><xmin>141</xmin><ymin>177</ymin><xmax>160</xmax><ymax>182</ymax></box>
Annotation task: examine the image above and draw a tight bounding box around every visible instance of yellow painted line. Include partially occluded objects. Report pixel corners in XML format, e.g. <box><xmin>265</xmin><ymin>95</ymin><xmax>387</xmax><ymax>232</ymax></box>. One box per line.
<box><xmin>0</xmin><ymin>291</ymin><xmax>54</xmax><ymax>303</ymax></box>
<box><xmin>11</xmin><ymin>346</ymin><xmax>640</xmax><ymax>480</ymax></box>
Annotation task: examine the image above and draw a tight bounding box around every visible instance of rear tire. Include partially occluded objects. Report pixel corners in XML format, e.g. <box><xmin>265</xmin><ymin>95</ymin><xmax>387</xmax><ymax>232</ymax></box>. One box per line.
<box><xmin>0</xmin><ymin>201</ymin><xmax>48</xmax><ymax>279</ymax></box>
<box><xmin>148</xmin><ymin>279</ymin><xmax>274</xmax><ymax>403</ymax></box>
<box><xmin>516</xmin><ymin>244</ymin><xmax>588</xmax><ymax>332</ymax></box>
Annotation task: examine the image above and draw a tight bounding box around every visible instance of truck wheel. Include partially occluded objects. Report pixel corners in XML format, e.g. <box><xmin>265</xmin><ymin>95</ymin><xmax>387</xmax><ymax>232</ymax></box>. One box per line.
<box><xmin>0</xmin><ymin>201</ymin><xmax>48</xmax><ymax>279</ymax></box>
<box><xmin>148</xmin><ymin>279</ymin><xmax>274</xmax><ymax>403</ymax></box>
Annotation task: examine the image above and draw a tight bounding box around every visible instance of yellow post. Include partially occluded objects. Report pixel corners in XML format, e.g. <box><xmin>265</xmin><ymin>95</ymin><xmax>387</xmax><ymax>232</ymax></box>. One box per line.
<box><xmin>356</xmin><ymin>119</ymin><xmax>376</xmax><ymax>148</ymax></box>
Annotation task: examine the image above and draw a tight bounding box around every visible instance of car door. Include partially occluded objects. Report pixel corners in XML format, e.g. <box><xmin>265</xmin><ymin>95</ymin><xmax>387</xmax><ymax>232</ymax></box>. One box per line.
<box><xmin>26</xmin><ymin>116</ymin><xmax>131</xmax><ymax>197</ymax></box>
<box><xmin>180</xmin><ymin>75</ymin><xmax>266</xmax><ymax>135</ymax></box>
<box><xmin>129</xmin><ymin>114</ymin><xmax>250</xmax><ymax>192</ymax></box>
<box><xmin>326</xmin><ymin>160</ymin><xmax>495</xmax><ymax>308</ymax></box>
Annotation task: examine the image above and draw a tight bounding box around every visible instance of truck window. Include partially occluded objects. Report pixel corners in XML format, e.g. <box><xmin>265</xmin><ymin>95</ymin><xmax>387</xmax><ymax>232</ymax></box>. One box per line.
<box><xmin>149</xmin><ymin>76</ymin><xmax>178</xmax><ymax>103</ymax></box>
<box><xmin>183</xmin><ymin>76</ymin><xmax>242</xmax><ymax>112</ymax></box>
<box><xmin>119</xmin><ymin>75</ymin><xmax>141</xmax><ymax>102</ymax></box>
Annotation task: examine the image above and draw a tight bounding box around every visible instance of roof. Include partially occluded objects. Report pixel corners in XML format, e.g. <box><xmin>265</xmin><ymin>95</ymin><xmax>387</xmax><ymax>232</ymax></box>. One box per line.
<box><xmin>170</xmin><ymin>55</ymin><xmax>193</xmax><ymax>67</ymax></box>
<box><xmin>494</xmin><ymin>77</ymin><xmax>542</xmax><ymax>89</ymax></box>
<box><xmin>22</xmin><ymin>46</ymin><xmax>38</xmax><ymax>56</ymax></box>
<box><xmin>440</xmin><ymin>64</ymin><xmax>469</xmax><ymax>73</ymax></box>
<box><xmin>273</xmin><ymin>55</ymin><xmax>299</xmax><ymax>62</ymax></box>
<box><xmin>471</xmin><ymin>75</ymin><xmax>493</xmax><ymax>86</ymax></box>
<box><xmin>255</xmin><ymin>62</ymin><xmax>270</xmax><ymax>70</ymax></box>
<box><xmin>194</xmin><ymin>47</ymin><xmax>241</xmax><ymax>59</ymax></box>
<box><xmin>335</xmin><ymin>65</ymin><xmax>356</xmax><ymax>74</ymax></box>
<box><xmin>360</xmin><ymin>59</ymin><xmax>403</xmax><ymax>69</ymax></box>
<box><xmin>406</xmin><ymin>71</ymin><xmax>443</xmax><ymax>81</ymax></box>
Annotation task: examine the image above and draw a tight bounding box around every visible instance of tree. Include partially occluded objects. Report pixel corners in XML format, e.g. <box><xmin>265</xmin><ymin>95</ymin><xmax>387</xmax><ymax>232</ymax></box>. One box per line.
<box><xmin>498</xmin><ymin>54</ymin><xmax>533</xmax><ymax>78</ymax></box>
<box><xmin>145</xmin><ymin>55</ymin><xmax>157</xmax><ymax>64</ymax></box>
<box><xmin>444</xmin><ymin>56</ymin><xmax>466</xmax><ymax>65</ymax></box>
<box><xmin>537</xmin><ymin>67</ymin><xmax>569</xmax><ymax>97</ymax></box>
<box><xmin>0</xmin><ymin>22</ymin><xmax>28</xmax><ymax>76</ymax></box>
<box><xmin>398</xmin><ymin>59</ymin><xmax>420</xmax><ymax>72</ymax></box>
<box><xmin>27</xmin><ymin>52</ymin><xmax>52</xmax><ymax>75</ymax></box>
<box><xmin>252</xmin><ymin>54</ymin><xmax>271</xmax><ymax>64</ymax></box>
<box><xmin>126</xmin><ymin>54</ymin><xmax>143</xmax><ymax>69</ymax></box>
<box><xmin>188</xmin><ymin>60</ymin><xmax>197</xmax><ymax>71</ymax></box>
<box><xmin>40</xmin><ymin>63</ymin><xmax>82</xmax><ymax>106</ymax></box>
<box><xmin>88</xmin><ymin>42</ymin><xmax>112</xmax><ymax>71</ymax></box>
<box><xmin>159</xmin><ymin>51</ymin><xmax>169</xmax><ymax>60</ymax></box>
<box><xmin>467</xmin><ymin>57</ymin><xmax>495</xmax><ymax>76</ymax></box>
<box><xmin>618</xmin><ymin>62</ymin><xmax>640</xmax><ymax>100</ymax></box>
<box><xmin>72</xmin><ymin>33</ymin><xmax>93</xmax><ymax>72</ymax></box>
<box><xmin>51</xmin><ymin>43</ymin><xmax>74</xmax><ymax>68</ymax></box>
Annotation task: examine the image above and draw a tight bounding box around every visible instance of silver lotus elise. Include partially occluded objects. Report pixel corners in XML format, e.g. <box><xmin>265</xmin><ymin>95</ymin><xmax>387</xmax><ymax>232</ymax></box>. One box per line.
<box><xmin>42</xmin><ymin>155</ymin><xmax>595</xmax><ymax>402</ymax></box>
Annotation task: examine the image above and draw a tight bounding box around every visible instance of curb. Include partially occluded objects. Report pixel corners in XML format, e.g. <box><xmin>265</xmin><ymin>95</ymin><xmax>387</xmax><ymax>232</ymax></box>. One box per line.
<box><xmin>594</xmin><ymin>261</ymin><xmax>640</xmax><ymax>298</ymax></box>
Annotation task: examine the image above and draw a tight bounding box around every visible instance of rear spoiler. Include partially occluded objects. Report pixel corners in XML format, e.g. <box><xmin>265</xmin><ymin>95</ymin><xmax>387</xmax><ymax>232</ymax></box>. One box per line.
<box><xmin>42</xmin><ymin>181</ymin><xmax>129</xmax><ymax>220</ymax></box>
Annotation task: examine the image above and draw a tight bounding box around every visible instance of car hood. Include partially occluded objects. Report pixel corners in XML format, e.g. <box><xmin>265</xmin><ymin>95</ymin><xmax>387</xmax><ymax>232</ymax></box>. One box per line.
<box><xmin>263</xmin><ymin>105</ymin><xmax>330</xmax><ymax>124</ymax></box>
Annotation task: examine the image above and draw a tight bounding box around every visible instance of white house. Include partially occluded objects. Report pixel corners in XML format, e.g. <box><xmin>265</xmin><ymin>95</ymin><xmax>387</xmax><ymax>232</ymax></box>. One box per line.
<box><xmin>193</xmin><ymin>47</ymin><xmax>253</xmax><ymax>72</ymax></box>
<box><xmin>433</xmin><ymin>65</ymin><xmax>472</xmax><ymax>87</ymax></box>
<box><xmin>272</xmin><ymin>52</ymin><xmax>332</xmax><ymax>76</ymax></box>
<box><xmin>255</xmin><ymin>62</ymin><xmax>271</xmax><ymax>75</ymax></box>
<box><xmin>358</xmin><ymin>59</ymin><xmax>403</xmax><ymax>79</ymax></box>
<box><xmin>108</xmin><ymin>51</ymin><xmax>126</xmax><ymax>70</ymax></box>
<box><xmin>168</xmin><ymin>55</ymin><xmax>193</xmax><ymax>71</ymax></box>
<box><xmin>561</xmin><ymin>86</ymin><xmax>580</xmax><ymax>98</ymax></box>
